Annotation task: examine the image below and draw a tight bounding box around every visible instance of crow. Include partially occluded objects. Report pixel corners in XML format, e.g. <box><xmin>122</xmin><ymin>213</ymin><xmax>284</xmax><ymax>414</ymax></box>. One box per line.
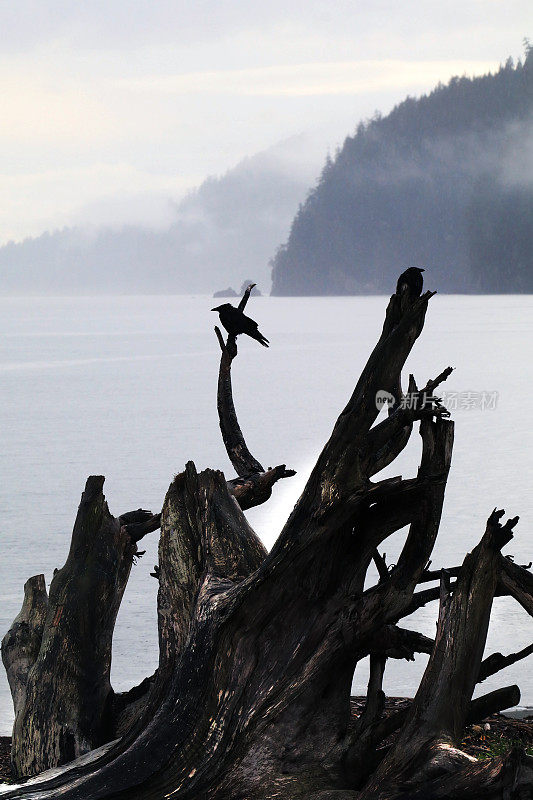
<box><xmin>211</xmin><ymin>303</ymin><xmax>269</xmax><ymax>347</ymax></box>
<box><xmin>396</xmin><ymin>267</ymin><xmax>425</xmax><ymax>298</ymax></box>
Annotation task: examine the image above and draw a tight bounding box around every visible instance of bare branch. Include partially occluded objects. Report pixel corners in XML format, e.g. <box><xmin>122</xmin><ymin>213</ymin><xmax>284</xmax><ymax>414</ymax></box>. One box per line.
<box><xmin>467</xmin><ymin>685</ymin><xmax>521</xmax><ymax>723</ymax></box>
<box><xmin>238</xmin><ymin>283</ymin><xmax>256</xmax><ymax>311</ymax></box>
<box><xmin>214</xmin><ymin>324</ymin><xmax>230</xmax><ymax>354</ymax></box>
<box><xmin>364</xmin><ymin>624</ymin><xmax>434</xmax><ymax>661</ymax></box>
<box><xmin>499</xmin><ymin>553</ymin><xmax>533</xmax><ymax>617</ymax></box>
<box><xmin>364</xmin><ymin>365</ymin><xmax>453</xmax><ymax>467</ymax></box>
<box><xmin>353</xmin><ymin>654</ymin><xmax>387</xmax><ymax>736</ymax></box>
<box><xmin>425</xmin><ymin>365</ymin><xmax>455</xmax><ymax>393</ymax></box>
<box><xmin>479</xmin><ymin>644</ymin><xmax>533</xmax><ymax>682</ymax></box>
<box><xmin>229</xmin><ymin>465</ymin><xmax>296</xmax><ymax>510</ymax></box>
<box><xmin>122</xmin><ymin>512</ymin><xmax>161</xmax><ymax>542</ymax></box>
<box><xmin>373</xmin><ymin>550</ymin><xmax>390</xmax><ymax>583</ymax></box>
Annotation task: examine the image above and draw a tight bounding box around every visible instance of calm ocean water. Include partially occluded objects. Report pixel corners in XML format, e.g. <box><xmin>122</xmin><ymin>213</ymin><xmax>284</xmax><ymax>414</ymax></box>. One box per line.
<box><xmin>1</xmin><ymin>294</ymin><xmax>532</xmax><ymax>733</ymax></box>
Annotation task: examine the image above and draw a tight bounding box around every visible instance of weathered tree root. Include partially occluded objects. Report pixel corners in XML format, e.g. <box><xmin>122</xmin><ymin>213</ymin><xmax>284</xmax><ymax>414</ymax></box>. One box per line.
<box><xmin>1</xmin><ymin>282</ymin><xmax>532</xmax><ymax>800</ymax></box>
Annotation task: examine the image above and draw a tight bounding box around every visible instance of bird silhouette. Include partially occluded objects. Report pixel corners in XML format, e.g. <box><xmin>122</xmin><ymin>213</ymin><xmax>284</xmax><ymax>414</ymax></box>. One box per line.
<box><xmin>396</xmin><ymin>267</ymin><xmax>425</xmax><ymax>299</ymax></box>
<box><xmin>212</xmin><ymin>303</ymin><xmax>269</xmax><ymax>347</ymax></box>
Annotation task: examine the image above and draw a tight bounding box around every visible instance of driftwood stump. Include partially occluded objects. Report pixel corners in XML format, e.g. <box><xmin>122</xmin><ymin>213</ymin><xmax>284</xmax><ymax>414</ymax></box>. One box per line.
<box><xmin>2</xmin><ymin>281</ymin><xmax>532</xmax><ymax>799</ymax></box>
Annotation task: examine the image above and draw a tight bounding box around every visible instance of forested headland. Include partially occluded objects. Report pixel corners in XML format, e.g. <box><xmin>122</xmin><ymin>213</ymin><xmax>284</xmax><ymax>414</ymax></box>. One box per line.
<box><xmin>271</xmin><ymin>47</ymin><xmax>533</xmax><ymax>295</ymax></box>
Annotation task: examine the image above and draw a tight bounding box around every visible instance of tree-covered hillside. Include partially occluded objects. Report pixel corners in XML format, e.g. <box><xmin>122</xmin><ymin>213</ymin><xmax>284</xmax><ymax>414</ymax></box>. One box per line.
<box><xmin>271</xmin><ymin>48</ymin><xmax>533</xmax><ymax>295</ymax></box>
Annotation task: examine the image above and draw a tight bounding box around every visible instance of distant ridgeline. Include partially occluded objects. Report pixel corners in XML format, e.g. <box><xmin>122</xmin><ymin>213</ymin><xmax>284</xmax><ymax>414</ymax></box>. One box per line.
<box><xmin>0</xmin><ymin>137</ymin><xmax>318</xmax><ymax>295</ymax></box>
<box><xmin>271</xmin><ymin>50</ymin><xmax>533</xmax><ymax>295</ymax></box>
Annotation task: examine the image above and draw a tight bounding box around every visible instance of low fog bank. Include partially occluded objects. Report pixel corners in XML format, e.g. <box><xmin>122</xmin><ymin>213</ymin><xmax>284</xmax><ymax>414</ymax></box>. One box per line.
<box><xmin>0</xmin><ymin>134</ymin><xmax>324</xmax><ymax>296</ymax></box>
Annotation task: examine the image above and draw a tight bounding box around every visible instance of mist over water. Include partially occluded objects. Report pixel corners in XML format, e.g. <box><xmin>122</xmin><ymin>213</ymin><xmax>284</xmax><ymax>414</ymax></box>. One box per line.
<box><xmin>0</xmin><ymin>133</ymin><xmax>327</xmax><ymax>296</ymax></box>
<box><xmin>1</xmin><ymin>294</ymin><xmax>532</xmax><ymax>733</ymax></box>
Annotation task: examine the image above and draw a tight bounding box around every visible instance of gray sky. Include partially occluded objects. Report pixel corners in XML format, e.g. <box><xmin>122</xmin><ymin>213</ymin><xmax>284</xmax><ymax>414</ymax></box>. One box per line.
<box><xmin>0</xmin><ymin>1</ymin><xmax>529</xmax><ymax>244</ymax></box>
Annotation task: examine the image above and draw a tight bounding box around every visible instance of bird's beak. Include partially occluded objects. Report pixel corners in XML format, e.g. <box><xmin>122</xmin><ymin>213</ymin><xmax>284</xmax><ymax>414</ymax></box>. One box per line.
<box><xmin>420</xmin><ymin>268</ymin><xmax>425</xmax><ymax>272</ymax></box>
<box><xmin>211</xmin><ymin>307</ymin><xmax>218</xmax><ymax>311</ymax></box>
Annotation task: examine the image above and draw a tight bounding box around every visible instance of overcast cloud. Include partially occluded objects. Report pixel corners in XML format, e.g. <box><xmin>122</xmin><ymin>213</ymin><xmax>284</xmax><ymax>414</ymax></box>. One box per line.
<box><xmin>0</xmin><ymin>0</ymin><xmax>529</xmax><ymax>243</ymax></box>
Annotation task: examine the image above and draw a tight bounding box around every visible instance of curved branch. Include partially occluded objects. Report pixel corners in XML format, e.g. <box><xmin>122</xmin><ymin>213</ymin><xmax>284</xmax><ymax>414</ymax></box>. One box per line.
<box><xmin>214</xmin><ymin>283</ymin><xmax>295</xmax><ymax>505</ymax></box>
<box><xmin>216</xmin><ymin>323</ymin><xmax>264</xmax><ymax>476</ymax></box>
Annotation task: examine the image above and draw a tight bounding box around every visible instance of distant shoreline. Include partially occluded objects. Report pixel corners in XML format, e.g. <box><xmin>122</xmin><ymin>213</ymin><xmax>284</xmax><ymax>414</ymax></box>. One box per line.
<box><xmin>1</xmin><ymin>292</ymin><xmax>533</xmax><ymax>299</ymax></box>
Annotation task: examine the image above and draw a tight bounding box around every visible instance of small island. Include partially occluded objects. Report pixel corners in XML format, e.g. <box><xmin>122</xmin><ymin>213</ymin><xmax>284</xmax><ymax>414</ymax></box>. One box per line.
<box><xmin>214</xmin><ymin>280</ymin><xmax>262</xmax><ymax>298</ymax></box>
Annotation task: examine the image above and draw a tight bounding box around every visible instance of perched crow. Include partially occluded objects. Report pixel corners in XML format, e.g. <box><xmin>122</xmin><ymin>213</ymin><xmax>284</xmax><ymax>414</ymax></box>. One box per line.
<box><xmin>396</xmin><ymin>267</ymin><xmax>425</xmax><ymax>298</ymax></box>
<box><xmin>212</xmin><ymin>303</ymin><xmax>269</xmax><ymax>347</ymax></box>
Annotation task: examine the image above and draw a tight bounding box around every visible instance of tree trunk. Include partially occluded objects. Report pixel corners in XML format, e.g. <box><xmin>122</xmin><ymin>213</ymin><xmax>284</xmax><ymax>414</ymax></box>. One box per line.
<box><xmin>1</xmin><ymin>477</ymin><xmax>143</xmax><ymax>776</ymax></box>
<box><xmin>2</xmin><ymin>282</ymin><xmax>532</xmax><ymax>799</ymax></box>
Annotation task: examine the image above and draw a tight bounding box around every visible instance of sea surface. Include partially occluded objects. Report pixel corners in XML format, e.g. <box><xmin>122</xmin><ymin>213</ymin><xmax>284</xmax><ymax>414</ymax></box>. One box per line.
<box><xmin>1</xmin><ymin>294</ymin><xmax>532</xmax><ymax>734</ymax></box>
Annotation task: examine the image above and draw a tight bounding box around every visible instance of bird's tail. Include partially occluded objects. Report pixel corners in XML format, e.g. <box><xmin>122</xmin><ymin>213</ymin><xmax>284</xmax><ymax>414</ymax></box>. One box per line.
<box><xmin>251</xmin><ymin>329</ymin><xmax>269</xmax><ymax>347</ymax></box>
